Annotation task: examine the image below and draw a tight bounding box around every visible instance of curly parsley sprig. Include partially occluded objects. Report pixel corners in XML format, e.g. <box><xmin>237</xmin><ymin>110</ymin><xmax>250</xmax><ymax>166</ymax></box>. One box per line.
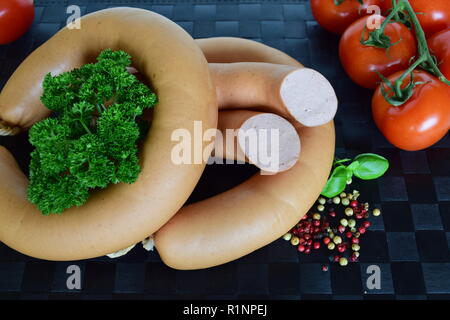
<box><xmin>28</xmin><ymin>49</ymin><xmax>157</xmax><ymax>215</ymax></box>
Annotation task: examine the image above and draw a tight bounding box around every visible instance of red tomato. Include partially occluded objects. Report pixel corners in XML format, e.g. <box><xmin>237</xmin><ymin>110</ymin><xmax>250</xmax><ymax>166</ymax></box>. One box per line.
<box><xmin>372</xmin><ymin>70</ymin><xmax>450</xmax><ymax>151</ymax></box>
<box><xmin>0</xmin><ymin>0</ymin><xmax>34</xmax><ymax>45</ymax></box>
<box><xmin>310</xmin><ymin>0</ymin><xmax>382</xmax><ymax>34</ymax></box>
<box><xmin>379</xmin><ymin>0</ymin><xmax>393</xmax><ymax>15</ymax></box>
<box><xmin>339</xmin><ymin>15</ymin><xmax>417</xmax><ymax>89</ymax></box>
<box><xmin>381</xmin><ymin>0</ymin><xmax>450</xmax><ymax>37</ymax></box>
<box><xmin>428</xmin><ymin>28</ymin><xmax>450</xmax><ymax>79</ymax></box>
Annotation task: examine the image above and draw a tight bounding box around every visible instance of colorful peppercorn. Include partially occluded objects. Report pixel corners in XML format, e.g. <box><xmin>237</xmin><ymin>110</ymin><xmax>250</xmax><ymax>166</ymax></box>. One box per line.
<box><xmin>339</xmin><ymin>257</ymin><xmax>348</xmax><ymax>266</ymax></box>
<box><xmin>345</xmin><ymin>207</ymin><xmax>353</xmax><ymax>216</ymax></box>
<box><xmin>283</xmin><ymin>233</ymin><xmax>292</xmax><ymax>241</ymax></box>
<box><xmin>333</xmin><ymin>236</ymin><xmax>342</xmax><ymax>245</ymax></box>
<box><xmin>372</xmin><ymin>208</ymin><xmax>381</xmax><ymax>216</ymax></box>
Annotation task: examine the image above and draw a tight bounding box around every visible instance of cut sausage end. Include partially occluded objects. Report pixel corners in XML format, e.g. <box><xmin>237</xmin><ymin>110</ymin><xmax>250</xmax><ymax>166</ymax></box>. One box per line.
<box><xmin>237</xmin><ymin>113</ymin><xmax>301</xmax><ymax>173</ymax></box>
<box><xmin>280</xmin><ymin>68</ymin><xmax>338</xmax><ymax>127</ymax></box>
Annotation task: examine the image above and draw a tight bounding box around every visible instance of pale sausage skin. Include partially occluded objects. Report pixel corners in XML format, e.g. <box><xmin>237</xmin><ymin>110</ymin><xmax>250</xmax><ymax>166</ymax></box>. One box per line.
<box><xmin>213</xmin><ymin>110</ymin><xmax>301</xmax><ymax>173</ymax></box>
<box><xmin>210</xmin><ymin>62</ymin><xmax>338</xmax><ymax>127</ymax></box>
<box><xmin>0</xmin><ymin>8</ymin><xmax>217</xmax><ymax>261</ymax></box>
<box><xmin>197</xmin><ymin>37</ymin><xmax>302</xmax><ymax>66</ymax></box>
<box><xmin>154</xmin><ymin>38</ymin><xmax>335</xmax><ymax>270</ymax></box>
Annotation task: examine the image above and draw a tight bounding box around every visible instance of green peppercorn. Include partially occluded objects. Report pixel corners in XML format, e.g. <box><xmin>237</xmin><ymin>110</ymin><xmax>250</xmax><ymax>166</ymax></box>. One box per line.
<box><xmin>291</xmin><ymin>236</ymin><xmax>300</xmax><ymax>246</ymax></box>
<box><xmin>333</xmin><ymin>236</ymin><xmax>342</xmax><ymax>245</ymax></box>
<box><xmin>340</xmin><ymin>218</ymin><xmax>348</xmax><ymax>227</ymax></box>
<box><xmin>313</xmin><ymin>213</ymin><xmax>321</xmax><ymax>220</ymax></box>
<box><xmin>283</xmin><ymin>233</ymin><xmax>292</xmax><ymax>241</ymax></box>
<box><xmin>317</xmin><ymin>204</ymin><xmax>325</xmax><ymax>212</ymax></box>
<box><xmin>342</xmin><ymin>198</ymin><xmax>350</xmax><ymax>206</ymax></box>
<box><xmin>352</xmin><ymin>244</ymin><xmax>360</xmax><ymax>251</ymax></box>
<box><xmin>345</xmin><ymin>207</ymin><xmax>353</xmax><ymax>216</ymax></box>
<box><xmin>372</xmin><ymin>208</ymin><xmax>381</xmax><ymax>216</ymax></box>
<box><xmin>348</xmin><ymin>219</ymin><xmax>356</xmax><ymax>228</ymax></box>
<box><xmin>332</xmin><ymin>197</ymin><xmax>341</xmax><ymax>204</ymax></box>
<box><xmin>318</xmin><ymin>197</ymin><xmax>326</xmax><ymax>205</ymax></box>
<box><xmin>340</xmin><ymin>192</ymin><xmax>347</xmax><ymax>198</ymax></box>
<box><xmin>327</xmin><ymin>242</ymin><xmax>335</xmax><ymax>250</ymax></box>
<box><xmin>339</xmin><ymin>257</ymin><xmax>348</xmax><ymax>266</ymax></box>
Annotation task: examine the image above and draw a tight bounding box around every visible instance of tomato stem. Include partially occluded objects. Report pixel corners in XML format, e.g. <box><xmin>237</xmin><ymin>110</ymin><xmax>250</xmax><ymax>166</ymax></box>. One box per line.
<box><xmin>360</xmin><ymin>2</ymin><xmax>404</xmax><ymax>49</ymax></box>
<box><xmin>375</xmin><ymin>0</ymin><xmax>450</xmax><ymax>106</ymax></box>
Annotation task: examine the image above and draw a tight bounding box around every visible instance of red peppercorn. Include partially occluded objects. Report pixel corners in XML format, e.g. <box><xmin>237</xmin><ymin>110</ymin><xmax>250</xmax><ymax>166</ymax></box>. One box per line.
<box><xmin>313</xmin><ymin>241</ymin><xmax>321</xmax><ymax>249</ymax></box>
<box><xmin>338</xmin><ymin>225</ymin><xmax>346</xmax><ymax>233</ymax></box>
<box><xmin>298</xmin><ymin>245</ymin><xmax>305</xmax><ymax>252</ymax></box>
<box><xmin>314</xmin><ymin>227</ymin><xmax>320</xmax><ymax>233</ymax></box>
<box><xmin>350</xmin><ymin>200</ymin><xmax>358</xmax><ymax>208</ymax></box>
<box><xmin>345</xmin><ymin>231</ymin><xmax>353</xmax><ymax>238</ymax></box>
<box><xmin>358</xmin><ymin>227</ymin><xmax>366</xmax><ymax>234</ymax></box>
<box><xmin>333</xmin><ymin>255</ymin><xmax>340</xmax><ymax>262</ymax></box>
<box><xmin>363</xmin><ymin>221</ymin><xmax>371</xmax><ymax>228</ymax></box>
<box><xmin>299</xmin><ymin>238</ymin><xmax>306</xmax><ymax>245</ymax></box>
<box><xmin>313</xmin><ymin>220</ymin><xmax>321</xmax><ymax>227</ymax></box>
<box><xmin>322</xmin><ymin>265</ymin><xmax>329</xmax><ymax>272</ymax></box>
<box><xmin>352</xmin><ymin>237</ymin><xmax>359</xmax><ymax>244</ymax></box>
<box><xmin>349</xmin><ymin>256</ymin><xmax>357</xmax><ymax>263</ymax></box>
<box><xmin>356</xmin><ymin>214</ymin><xmax>363</xmax><ymax>219</ymax></box>
<box><xmin>323</xmin><ymin>237</ymin><xmax>331</xmax><ymax>245</ymax></box>
<box><xmin>329</xmin><ymin>212</ymin><xmax>336</xmax><ymax>217</ymax></box>
<box><xmin>307</xmin><ymin>239</ymin><xmax>313</xmax><ymax>246</ymax></box>
<box><xmin>337</xmin><ymin>244</ymin><xmax>346</xmax><ymax>253</ymax></box>
<box><xmin>305</xmin><ymin>247</ymin><xmax>311</xmax><ymax>254</ymax></box>
<box><xmin>304</xmin><ymin>234</ymin><xmax>311</xmax><ymax>240</ymax></box>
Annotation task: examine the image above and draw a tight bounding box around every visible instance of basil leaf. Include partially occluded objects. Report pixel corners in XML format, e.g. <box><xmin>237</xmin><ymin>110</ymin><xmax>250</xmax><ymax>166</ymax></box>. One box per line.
<box><xmin>321</xmin><ymin>166</ymin><xmax>348</xmax><ymax>198</ymax></box>
<box><xmin>334</xmin><ymin>158</ymin><xmax>351</xmax><ymax>166</ymax></box>
<box><xmin>353</xmin><ymin>153</ymin><xmax>389</xmax><ymax>180</ymax></box>
<box><xmin>347</xmin><ymin>161</ymin><xmax>360</xmax><ymax>172</ymax></box>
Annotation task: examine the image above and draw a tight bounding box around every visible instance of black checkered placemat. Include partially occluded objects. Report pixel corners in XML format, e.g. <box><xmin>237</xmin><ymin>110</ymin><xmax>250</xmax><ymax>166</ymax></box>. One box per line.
<box><xmin>0</xmin><ymin>0</ymin><xmax>449</xmax><ymax>300</ymax></box>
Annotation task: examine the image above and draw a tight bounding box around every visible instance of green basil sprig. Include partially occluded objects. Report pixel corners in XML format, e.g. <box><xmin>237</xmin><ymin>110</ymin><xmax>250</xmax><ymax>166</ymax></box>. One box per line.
<box><xmin>321</xmin><ymin>153</ymin><xmax>389</xmax><ymax>198</ymax></box>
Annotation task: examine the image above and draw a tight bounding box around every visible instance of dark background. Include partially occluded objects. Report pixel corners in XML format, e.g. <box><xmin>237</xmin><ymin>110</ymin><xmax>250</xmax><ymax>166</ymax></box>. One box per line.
<box><xmin>0</xmin><ymin>0</ymin><xmax>449</xmax><ymax>300</ymax></box>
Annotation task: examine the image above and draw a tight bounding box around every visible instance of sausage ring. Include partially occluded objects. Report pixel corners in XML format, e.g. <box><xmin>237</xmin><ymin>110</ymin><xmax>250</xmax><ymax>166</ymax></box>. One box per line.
<box><xmin>154</xmin><ymin>38</ymin><xmax>336</xmax><ymax>270</ymax></box>
<box><xmin>0</xmin><ymin>8</ymin><xmax>217</xmax><ymax>260</ymax></box>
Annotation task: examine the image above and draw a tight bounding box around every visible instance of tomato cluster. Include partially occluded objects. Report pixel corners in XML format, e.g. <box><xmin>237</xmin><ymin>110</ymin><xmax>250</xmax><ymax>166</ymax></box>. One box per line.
<box><xmin>311</xmin><ymin>0</ymin><xmax>450</xmax><ymax>151</ymax></box>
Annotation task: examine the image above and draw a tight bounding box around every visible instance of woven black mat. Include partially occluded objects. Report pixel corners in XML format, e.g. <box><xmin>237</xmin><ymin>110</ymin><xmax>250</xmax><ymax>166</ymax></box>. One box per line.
<box><xmin>0</xmin><ymin>0</ymin><xmax>449</xmax><ymax>300</ymax></box>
